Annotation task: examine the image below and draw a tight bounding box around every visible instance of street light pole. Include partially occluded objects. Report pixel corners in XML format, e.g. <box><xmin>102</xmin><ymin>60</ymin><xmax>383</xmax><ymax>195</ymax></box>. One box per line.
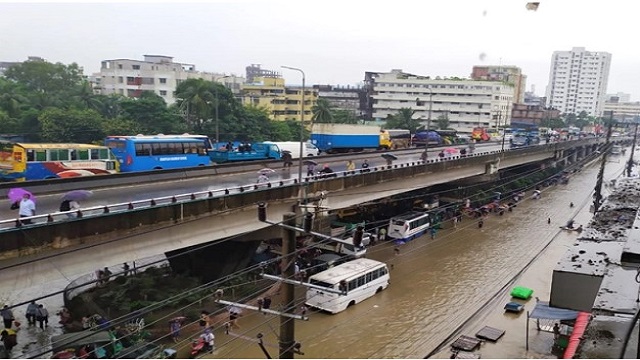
<box><xmin>281</xmin><ymin>66</ymin><xmax>305</xmax><ymax>187</ymax></box>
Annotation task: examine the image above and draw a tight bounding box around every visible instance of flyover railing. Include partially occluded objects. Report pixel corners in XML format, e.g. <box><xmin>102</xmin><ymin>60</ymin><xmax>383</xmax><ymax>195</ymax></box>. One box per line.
<box><xmin>0</xmin><ymin>139</ymin><xmax>606</xmax><ymax>231</ymax></box>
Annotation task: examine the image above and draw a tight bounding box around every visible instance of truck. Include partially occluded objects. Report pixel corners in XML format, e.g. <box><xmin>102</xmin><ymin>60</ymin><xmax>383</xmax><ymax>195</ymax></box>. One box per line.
<box><xmin>310</xmin><ymin>124</ymin><xmax>391</xmax><ymax>154</ymax></box>
<box><xmin>208</xmin><ymin>142</ymin><xmax>282</xmax><ymax>163</ymax></box>
<box><xmin>262</xmin><ymin>141</ymin><xmax>320</xmax><ymax>158</ymax></box>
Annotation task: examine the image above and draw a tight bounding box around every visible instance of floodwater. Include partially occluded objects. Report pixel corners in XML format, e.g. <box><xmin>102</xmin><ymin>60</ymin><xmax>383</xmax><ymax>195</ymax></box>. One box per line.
<box><xmin>210</xmin><ymin>153</ymin><xmax>629</xmax><ymax>359</ymax></box>
<box><xmin>2</xmin><ymin>148</ymin><xmax>628</xmax><ymax>359</ymax></box>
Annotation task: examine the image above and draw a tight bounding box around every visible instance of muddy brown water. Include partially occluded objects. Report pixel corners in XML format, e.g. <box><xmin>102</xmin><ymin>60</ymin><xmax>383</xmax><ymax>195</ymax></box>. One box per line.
<box><xmin>210</xmin><ymin>156</ymin><xmax>628</xmax><ymax>359</ymax></box>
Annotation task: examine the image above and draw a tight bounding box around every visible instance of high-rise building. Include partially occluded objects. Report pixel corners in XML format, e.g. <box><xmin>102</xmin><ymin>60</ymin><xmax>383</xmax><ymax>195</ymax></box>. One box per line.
<box><xmin>94</xmin><ymin>55</ymin><xmax>245</xmax><ymax>104</ymax></box>
<box><xmin>313</xmin><ymin>84</ymin><xmax>365</xmax><ymax>118</ymax></box>
<box><xmin>364</xmin><ymin>69</ymin><xmax>514</xmax><ymax>133</ymax></box>
<box><xmin>471</xmin><ymin>65</ymin><xmax>526</xmax><ymax>103</ymax></box>
<box><xmin>545</xmin><ymin>47</ymin><xmax>611</xmax><ymax>116</ymax></box>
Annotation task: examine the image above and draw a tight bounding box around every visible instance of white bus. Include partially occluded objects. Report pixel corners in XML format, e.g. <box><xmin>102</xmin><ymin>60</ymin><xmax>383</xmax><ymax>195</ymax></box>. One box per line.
<box><xmin>387</xmin><ymin>211</ymin><xmax>431</xmax><ymax>242</ymax></box>
<box><xmin>305</xmin><ymin>258</ymin><xmax>389</xmax><ymax>314</ymax></box>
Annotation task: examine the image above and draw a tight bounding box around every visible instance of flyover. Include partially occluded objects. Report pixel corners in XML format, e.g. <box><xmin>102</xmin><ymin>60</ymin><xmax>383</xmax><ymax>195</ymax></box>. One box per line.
<box><xmin>0</xmin><ymin>137</ymin><xmax>612</xmax><ymax>263</ymax></box>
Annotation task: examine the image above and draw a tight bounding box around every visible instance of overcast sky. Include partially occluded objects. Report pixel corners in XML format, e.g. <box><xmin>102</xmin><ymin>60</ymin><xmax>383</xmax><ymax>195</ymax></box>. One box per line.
<box><xmin>2</xmin><ymin>0</ymin><xmax>639</xmax><ymax>99</ymax></box>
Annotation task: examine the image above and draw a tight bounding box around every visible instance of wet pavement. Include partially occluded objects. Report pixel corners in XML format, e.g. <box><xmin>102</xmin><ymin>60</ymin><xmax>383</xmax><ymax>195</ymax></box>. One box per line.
<box><xmin>0</xmin><ymin>143</ymin><xmax>502</xmax><ymax>221</ymax></box>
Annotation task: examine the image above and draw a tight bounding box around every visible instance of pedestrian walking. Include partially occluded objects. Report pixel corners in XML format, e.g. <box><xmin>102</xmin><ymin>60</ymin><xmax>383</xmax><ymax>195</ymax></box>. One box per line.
<box><xmin>103</xmin><ymin>267</ymin><xmax>112</xmax><ymax>283</ymax></box>
<box><xmin>26</xmin><ymin>301</ymin><xmax>37</xmax><ymax>326</ymax></box>
<box><xmin>394</xmin><ymin>246</ymin><xmax>400</xmax><ymax>255</ymax></box>
<box><xmin>18</xmin><ymin>194</ymin><xmax>36</xmax><ymax>224</ymax></box>
<box><xmin>553</xmin><ymin>323</ymin><xmax>560</xmax><ymax>340</ymax></box>
<box><xmin>346</xmin><ymin>160</ymin><xmax>355</xmax><ymax>171</ymax></box>
<box><xmin>306</xmin><ymin>163</ymin><xmax>316</xmax><ymax>177</ymax></box>
<box><xmin>0</xmin><ymin>328</ymin><xmax>17</xmax><ymax>353</ymax></box>
<box><xmin>570</xmin><ymin>202</ymin><xmax>574</xmax><ymax>208</ymax></box>
<box><xmin>35</xmin><ymin>304</ymin><xmax>48</xmax><ymax>330</ymax></box>
<box><xmin>547</xmin><ymin>217</ymin><xmax>551</xmax><ymax>225</ymax></box>
<box><xmin>122</xmin><ymin>262</ymin><xmax>130</xmax><ymax>277</ymax></box>
<box><xmin>430</xmin><ymin>227</ymin><xmax>437</xmax><ymax>240</ymax></box>
<box><xmin>452</xmin><ymin>216</ymin><xmax>458</xmax><ymax>229</ymax></box>
<box><xmin>257</xmin><ymin>173</ymin><xmax>269</xmax><ymax>184</ymax></box>
<box><xmin>170</xmin><ymin>320</ymin><xmax>181</xmax><ymax>343</ymax></box>
<box><xmin>199</xmin><ymin>311</ymin><xmax>210</xmax><ymax>329</ymax></box>
<box><xmin>1</xmin><ymin>305</ymin><xmax>14</xmax><ymax>329</ymax></box>
<box><xmin>478</xmin><ymin>218</ymin><xmax>484</xmax><ymax>228</ymax></box>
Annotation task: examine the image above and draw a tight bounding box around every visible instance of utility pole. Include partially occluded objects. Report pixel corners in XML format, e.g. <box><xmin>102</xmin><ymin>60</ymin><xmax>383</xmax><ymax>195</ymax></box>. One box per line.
<box><xmin>593</xmin><ymin>111</ymin><xmax>614</xmax><ymax>212</ymax></box>
<box><xmin>626</xmin><ymin>122</ymin><xmax>638</xmax><ymax>177</ymax></box>
<box><xmin>279</xmin><ymin>212</ymin><xmax>297</xmax><ymax>359</ymax></box>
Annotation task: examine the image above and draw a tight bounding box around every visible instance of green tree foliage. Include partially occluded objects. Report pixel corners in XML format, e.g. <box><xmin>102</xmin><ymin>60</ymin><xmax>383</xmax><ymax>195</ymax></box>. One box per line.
<box><xmin>385</xmin><ymin>108</ymin><xmax>421</xmax><ymax>132</ymax></box>
<box><xmin>436</xmin><ymin>114</ymin><xmax>450</xmax><ymax>130</ymax></box>
<box><xmin>312</xmin><ymin>98</ymin><xmax>333</xmax><ymax>123</ymax></box>
<box><xmin>101</xmin><ymin>117</ymin><xmax>142</xmax><ymax>137</ymax></box>
<box><xmin>39</xmin><ymin>108</ymin><xmax>105</xmax><ymax>143</ymax></box>
<box><xmin>120</xmin><ymin>91</ymin><xmax>187</xmax><ymax>134</ymax></box>
<box><xmin>540</xmin><ymin>117</ymin><xmax>565</xmax><ymax>129</ymax></box>
<box><xmin>332</xmin><ymin>109</ymin><xmax>360</xmax><ymax>124</ymax></box>
<box><xmin>4</xmin><ymin>60</ymin><xmax>84</xmax><ymax>94</ymax></box>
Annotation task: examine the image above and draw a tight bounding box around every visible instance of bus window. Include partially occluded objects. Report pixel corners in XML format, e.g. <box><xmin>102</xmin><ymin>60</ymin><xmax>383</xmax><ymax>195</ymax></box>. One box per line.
<box><xmin>35</xmin><ymin>150</ymin><xmax>46</xmax><ymax>161</ymax></box>
<box><xmin>70</xmin><ymin>150</ymin><xmax>77</xmax><ymax>160</ymax></box>
<box><xmin>151</xmin><ymin>143</ymin><xmax>165</xmax><ymax>155</ymax></box>
<box><xmin>99</xmin><ymin>149</ymin><xmax>110</xmax><ymax>159</ymax></box>
<box><xmin>78</xmin><ymin>150</ymin><xmax>89</xmax><ymax>160</ymax></box>
<box><xmin>135</xmin><ymin>143</ymin><xmax>151</xmax><ymax>156</ymax></box>
<box><xmin>90</xmin><ymin>149</ymin><xmax>100</xmax><ymax>160</ymax></box>
<box><xmin>26</xmin><ymin>150</ymin><xmax>35</xmax><ymax>162</ymax></box>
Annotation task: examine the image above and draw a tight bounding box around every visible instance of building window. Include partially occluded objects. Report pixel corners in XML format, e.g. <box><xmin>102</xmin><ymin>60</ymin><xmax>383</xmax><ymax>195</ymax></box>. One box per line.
<box><xmin>159</xmin><ymin>90</ymin><xmax>167</xmax><ymax>96</ymax></box>
<box><xmin>159</xmin><ymin>78</ymin><xmax>167</xmax><ymax>84</ymax></box>
<box><xmin>118</xmin><ymin>64</ymin><xmax>123</xmax><ymax>69</ymax></box>
<box><xmin>132</xmin><ymin>65</ymin><xmax>141</xmax><ymax>70</ymax></box>
<box><xmin>118</xmin><ymin>76</ymin><xmax>123</xmax><ymax>84</ymax></box>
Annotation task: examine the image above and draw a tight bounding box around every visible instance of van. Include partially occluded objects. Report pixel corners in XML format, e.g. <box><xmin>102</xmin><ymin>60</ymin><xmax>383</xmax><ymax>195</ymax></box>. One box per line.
<box><xmin>263</xmin><ymin>142</ymin><xmax>319</xmax><ymax>158</ymax></box>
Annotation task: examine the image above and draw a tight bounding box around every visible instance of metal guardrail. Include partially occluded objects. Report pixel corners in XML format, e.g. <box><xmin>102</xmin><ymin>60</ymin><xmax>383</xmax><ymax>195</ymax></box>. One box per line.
<box><xmin>0</xmin><ymin>139</ymin><xmax>610</xmax><ymax>231</ymax></box>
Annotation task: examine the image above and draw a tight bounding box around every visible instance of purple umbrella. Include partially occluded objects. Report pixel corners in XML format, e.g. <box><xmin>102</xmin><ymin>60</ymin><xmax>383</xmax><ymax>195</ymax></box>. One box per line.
<box><xmin>7</xmin><ymin>188</ymin><xmax>35</xmax><ymax>204</ymax></box>
<box><xmin>62</xmin><ymin>190</ymin><xmax>93</xmax><ymax>201</ymax></box>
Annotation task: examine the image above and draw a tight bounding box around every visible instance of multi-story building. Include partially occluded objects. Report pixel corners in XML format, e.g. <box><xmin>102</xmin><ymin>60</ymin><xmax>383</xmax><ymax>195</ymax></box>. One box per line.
<box><xmin>245</xmin><ymin>64</ymin><xmax>280</xmax><ymax>84</ymax></box>
<box><xmin>603</xmin><ymin>101</ymin><xmax>640</xmax><ymax>122</ymax></box>
<box><xmin>313</xmin><ymin>85</ymin><xmax>365</xmax><ymax>117</ymax></box>
<box><xmin>94</xmin><ymin>55</ymin><xmax>245</xmax><ymax>104</ymax></box>
<box><xmin>545</xmin><ymin>47</ymin><xmax>612</xmax><ymax>116</ymax></box>
<box><xmin>510</xmin><ymin>104</ymin><xmax>561</xmax><ymax>127</ymax></box>
<box><xmin>240</xmin><ymin>77</ymin><xmax>317</xmax><ymax>122</ymax></box>
<box><xmin>364</xmin><ymin>69</ymin><xmax>514</xmax><ymax>133</ymax></box>
<box><xmin>471</xmin><ymin>65</ymin><xmax>526</xmax><ymax>103</ymax></box>
<box><xmin>606</xmin><ymin>92</ymin><xmax>631</xmax><ymax>103</ymax></box>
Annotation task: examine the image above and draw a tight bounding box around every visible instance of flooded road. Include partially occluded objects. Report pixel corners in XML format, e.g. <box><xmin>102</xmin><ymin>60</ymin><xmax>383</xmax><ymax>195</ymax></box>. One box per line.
<box><xmin>211</xmin><ymin>154</ymin><xmax>628</xmax><ymax>359</ymax></box>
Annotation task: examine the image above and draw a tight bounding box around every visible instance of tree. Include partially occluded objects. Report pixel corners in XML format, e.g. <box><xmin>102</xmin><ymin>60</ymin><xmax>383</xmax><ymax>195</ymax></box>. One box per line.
<box><xmin>385</xmin><ymin>108</ymin><xmax>421</xmax><ymax>132</ymax></box>
<box><xmin>101</xmin><ymin>117</ymin><xmax>142</xmax><ymax>136</ymax></box>
<box><xmin>174</xmin><ymin>78</ymin><xmax>215</xmax><ymax>131</ymax></box>
<box><xmin>269</xmin><ymin>121</ymin><xmax>294</xmax><ymax>141</ymax></box>
<box><xmin>39</xmin><ymin>108</ymin><xmax>105</xmax><ymax>143</ymax></box>
<box><xmin>312</xmin><ymin>98</ymin><xmax>333</xmax><ymax>123</ymax></box>
<box><xmin>436</xmin><ymin>114</ymin><xmax>450</xmax><ymax>130</ymax></box>
<box><xmin>4</xmin><ymin>60</ymin><xmax>84</xmax><ymax>95</ymax></box>
<box><xmin>563</xmin><ymin>113</ymin><xmax>577</xmax><ymax>126</ymax></box>
<box><xmin>72</xmin><ymin>81</ymin><xmax>103</xmax><ymax>111</ymax></box>
<box><xmin>540</xmin><ymin>117</ymin><xmax>565</xmax><ymax>129</ymax></box>
<box><xmin>331</xmin><ymin>109</ymin><xmax>359</xmax><ymax>124</ymax></box>
<box><xmin>120</xmin><ymin>91</ymin><xmax>186</xmax><ymax>134</ymax></box>
<box><xmin>0</xmin><ymin>111</ymin><xmax>21</xmax><ymax>134</ymax></box>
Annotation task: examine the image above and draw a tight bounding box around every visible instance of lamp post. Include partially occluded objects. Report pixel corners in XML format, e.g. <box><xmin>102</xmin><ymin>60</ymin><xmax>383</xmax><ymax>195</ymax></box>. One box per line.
<box><xmin>281</xmin><ymin>66</ymin><xmax>306</xmax><ymax>187</ymax></box>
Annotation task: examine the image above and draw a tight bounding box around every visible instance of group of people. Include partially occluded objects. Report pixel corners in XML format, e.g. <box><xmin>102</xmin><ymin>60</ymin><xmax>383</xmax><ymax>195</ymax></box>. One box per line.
<box><xmin>95</xmin><ymin>267</ymin><xmax>113</xmax><ymax>286</ymax></box>
<box><xmin>0</xmin><ymin>301</ymin><xmax>53</xmax><ymax>355</ymax></box>
<box><xmin>10</xmin><ymin>192</ymin><xmax>85</xmax><ymax>224</ymax></box>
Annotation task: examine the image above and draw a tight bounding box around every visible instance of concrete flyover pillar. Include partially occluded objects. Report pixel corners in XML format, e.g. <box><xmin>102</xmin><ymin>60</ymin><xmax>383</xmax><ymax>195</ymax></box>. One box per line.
<box><xmin>570</xmin><ymin>151</ymin><xmax>578</xmax><ymax>164</ymax></box>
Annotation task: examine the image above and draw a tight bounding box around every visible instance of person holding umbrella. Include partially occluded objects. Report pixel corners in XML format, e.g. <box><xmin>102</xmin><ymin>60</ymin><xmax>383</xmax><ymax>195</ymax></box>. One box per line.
<box><xmin>60</xmin><ymin>190</ymin><xmax>92</xmax><ymax>218</ymax></box>
<box><xmin>18</xmin><ymin>193</ymin><xmax>36</xmax><ymax>224</ymax></box>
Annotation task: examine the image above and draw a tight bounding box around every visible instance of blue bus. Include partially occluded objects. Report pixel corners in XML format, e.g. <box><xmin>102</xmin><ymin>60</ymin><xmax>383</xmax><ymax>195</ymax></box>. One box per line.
<box><xmin>105</xmin><ymin>135</ymin><xmax>211</xmax><ymax>172</ymax></box>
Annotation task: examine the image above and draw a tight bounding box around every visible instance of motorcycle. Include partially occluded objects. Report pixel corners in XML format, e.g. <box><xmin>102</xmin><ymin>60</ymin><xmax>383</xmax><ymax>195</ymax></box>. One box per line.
<box><xmin>190</xmin><ymin>337</ymin><xmax>206</xmax><ymax>358</ymax></box>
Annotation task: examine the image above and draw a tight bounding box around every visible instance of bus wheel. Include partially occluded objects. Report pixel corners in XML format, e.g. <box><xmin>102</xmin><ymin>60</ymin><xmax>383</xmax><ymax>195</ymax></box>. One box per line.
<box><xmin>153</xmin><ymin>167</ymin><xmax>163</xmax><ymax>170</ymax></box>
<box><xmin>376</xmin><ymin>287</ymin><xmax>383</xmax><ymax>293</ymax></box>
<box><xmin>347</xmin><ymin>300</ymin><xmax>356</xmax><ymax>308</ymax></box>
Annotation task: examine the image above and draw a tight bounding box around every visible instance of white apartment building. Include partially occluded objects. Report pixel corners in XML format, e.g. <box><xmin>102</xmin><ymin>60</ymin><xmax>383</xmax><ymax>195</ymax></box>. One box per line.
<box><xmin>94</xmin><ymin>55</ymin><xmax>245</xmax><ymax>105</ymax></box>
<box><xmin>364</xmin><ymin>70</ymin><xmax>514</xmax><ymax>133</ymax></box>
<box><xmin>545</xmin><ymin>47</ymin><xmax>611</xmax><ymax>116</ymax></box>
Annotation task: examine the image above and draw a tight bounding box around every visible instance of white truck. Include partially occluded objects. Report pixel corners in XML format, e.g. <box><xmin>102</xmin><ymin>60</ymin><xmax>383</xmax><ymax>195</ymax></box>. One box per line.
<box><xmin>263</xmin><ymin>141</ymin><xmax>320</xmax><ymax>158</ymax></box>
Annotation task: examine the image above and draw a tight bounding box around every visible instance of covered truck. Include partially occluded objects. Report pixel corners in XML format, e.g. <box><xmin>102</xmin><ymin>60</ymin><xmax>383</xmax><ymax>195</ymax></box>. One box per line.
<box><xmin>310</xmin><ymin>124</ymin><xmax>390</xmax><ymax>154</ymax></box>
<box><xmin>209</xmin><ymin>142</ymin><xmax>282</xmax><ymax>163</ymax></box>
